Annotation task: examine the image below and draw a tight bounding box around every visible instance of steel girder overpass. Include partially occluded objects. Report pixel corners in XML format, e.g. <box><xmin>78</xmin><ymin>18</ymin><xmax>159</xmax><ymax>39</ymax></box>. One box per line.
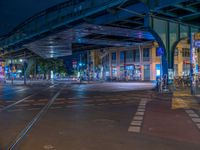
<box><xmin>0</xmin><ymin>0</ymin><xmax>200</xmax><ymax>74</ymax></box>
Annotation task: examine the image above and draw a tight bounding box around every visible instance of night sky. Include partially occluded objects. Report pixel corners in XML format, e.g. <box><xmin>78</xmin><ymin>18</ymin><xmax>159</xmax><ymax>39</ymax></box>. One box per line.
<box><xmin>0</xmin><ymin>0</ymin><xmax>67</xmax><ymax>36</ymax></box>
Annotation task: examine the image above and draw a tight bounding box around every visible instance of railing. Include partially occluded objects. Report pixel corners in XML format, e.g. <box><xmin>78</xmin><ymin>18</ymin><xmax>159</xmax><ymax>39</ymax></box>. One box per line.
<box><xmin>0</xmin><ymin>0</ymin><xmax>126</xmax><ymax>49</ymax></box>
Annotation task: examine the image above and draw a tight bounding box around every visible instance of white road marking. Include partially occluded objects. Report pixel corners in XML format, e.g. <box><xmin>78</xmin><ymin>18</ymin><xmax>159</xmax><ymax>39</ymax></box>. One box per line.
<box><xmin>138</xmin><ymin>105</ymin><xmax>146</xmax><ymax>109</ymax></box>
<box><xmin>185</xmin><ymin>109</ymin><xmax>200</xmax><ymax>131</ymax></box>
<box><xmin>131</xmin><ymin>121</ymin><xmax>142</xmax><ymax>126</ymax></box>
<box><xmin>128</xmin><ymin>98</ymin><xmax>150</xmax><ymax>133</ymax></box>
<box><xmin>1</xmin><ymin>84</ymin><xmax>56</xmax><ymax>112</ymax></box>
<box><xmin>185</xmin><ymin>110</ymin><xmax>195</xmax><ymax>114</ymax></box>
<box><xmin>133</xmin><ymin>116</ymin><xmax>143</xmax><ymax>120</ymax></box>
<box><xmin>7</xmin><ymin>87</ymin><xmax>62</xmax><ymax>149</ymax></box>
<box><xmin>136</xmin><ymin>112</ymin><xmax>145</xmax><ymax>116</ymax></box>
<box><xmin>197</xmin><ymin>124</ymin><xmax>200</xmax><ymax>129</ymax></box>
<box><xmin>192</xmin><ymin>118</ymin><xmax>200</xmax><ymax>123</ymax></box>
<box><xmin>128</xmin><ymin>126</ymin><xmax>140</xmax><ymax>133</ymax></box>
<box><xmin>137</xmin><ymin>108</ymin><xmax>145</xmax><ymax>112</ymax></box>
<box><xmin>188</xmin><ymin>113</ymin><xmax>199</xmax><ymax>118</ymax></box>
<box><xmin>8</xmin><ymin>109</ymin><xmax>23</xmax><ymax>112</ymax></box>
<box><xmin>1</xmin><ymin>95</ymin><xmax>34</xmax><ymax>111</ymax></box>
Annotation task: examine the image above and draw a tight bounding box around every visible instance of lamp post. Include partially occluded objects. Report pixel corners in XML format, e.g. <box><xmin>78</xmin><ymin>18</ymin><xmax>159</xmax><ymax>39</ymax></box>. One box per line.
<box><xmin>23</xmin><ymin>51</ymin><xmax>27</xmax><ymax>85</ymax></box>
<box><xmin>10</xmin><ymin>57</ymin><xmax>13</xmax><ymax>85</ymax></box>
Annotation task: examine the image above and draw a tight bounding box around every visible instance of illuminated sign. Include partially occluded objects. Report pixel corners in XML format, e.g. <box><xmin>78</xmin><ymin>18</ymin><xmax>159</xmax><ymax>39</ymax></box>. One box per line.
<box><xmin>156</xmin><ymin>64</ymin><xmax>161</xmax><ymax>77</ymax></box>
<box><xmin>194</xmin><ymin>40</ymin><xmax>200</xmax><ymax>47</ymax></box>
<box><xmin>156</xmin><ymin>47</ymin><xmax>164</xmax><ymax>56</ymax></box>
<box><xmin>0</xmin><ymin>61</ymin><xmax>5</xmax><ymax>79</ymax></box>
<box><xmin>194</xmin><ymin>33</ymin><xmax>200</xmax><ymax>40</ymax></box>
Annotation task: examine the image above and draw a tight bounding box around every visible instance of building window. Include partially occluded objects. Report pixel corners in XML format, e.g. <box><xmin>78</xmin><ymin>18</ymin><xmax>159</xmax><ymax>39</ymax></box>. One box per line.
<box><xmin>112</xmin><ymin>52</ymin><xmax>116</xmax><ymax>60</ymax></box>
<box><xmin>174</xmin><ymin>64</ymin><xmax>178</xmax><ymax>76</ymax></box>
<box><xmin>183</xmin><ymin>63</ymin><xmax>190</xmax><ymax>76</ymax></box>
<box><xmin>144</xmin><ymin>64</ymin><xmax>150</xmax><ymax>80</ymax></box>
<box><xmin>143</xmin><ymin>48</ymin><xmax>150</xmax><ymax>61</ymax></box>
<box><xmin>174</xmin><ymin>48</ymin><xmax>179</xmax><ymax>56</ymax></box>
<box><xmin>125</xmin><ymin>50</ymin><xmax>133</xmax><ymax>63</ymax></box>
<box><xmin>120</xmin><ymin>51</ymin><xmax>125</xmax><ymax>63</ymax></box>
<box><xmin>155</xmin><ymin>64</ymin><xmax>161</xmax><ymax>77</ymax></box>
<box><xmin>111</xmin><ymin>52</ymin><xmax>116</xmax><ymax>64</ymax></box>
<box><xmin>133</xmin><ymin>49</ymin><xmax>140</xmax><ymax>62</ymax></box>
<box><xmin>182</xmin><ymin>48</ymin><xmax>190</xmax><ymax>57</ymax></box>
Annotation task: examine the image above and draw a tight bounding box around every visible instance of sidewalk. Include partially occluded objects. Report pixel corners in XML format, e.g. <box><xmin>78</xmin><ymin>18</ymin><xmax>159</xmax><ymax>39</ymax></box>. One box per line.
<box><xmin>141</xmin><ymin>90</ymin><xmax>200</xmax><ymax>144</ymax></box>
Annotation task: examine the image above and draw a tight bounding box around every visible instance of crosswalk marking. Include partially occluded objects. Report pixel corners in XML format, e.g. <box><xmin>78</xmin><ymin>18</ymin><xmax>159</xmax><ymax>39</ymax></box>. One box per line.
<box><xmin>128</xmin><ymin>126</ymin><xmax>140</xmax><ymax>133</ymax></box>
<box><xmin>131</xmin><ymin>121</ymin><xmax>142</xmax><ymax>126</ymax></box>
<box><xmin>185</xmin><ymin>109</ymin><xmax>200</xmax><ymax>131</ymax></box>
<box><xmin>128</xmin><ymin>98</ymin><xmax>150</xmax><ymax>133</ymax></box>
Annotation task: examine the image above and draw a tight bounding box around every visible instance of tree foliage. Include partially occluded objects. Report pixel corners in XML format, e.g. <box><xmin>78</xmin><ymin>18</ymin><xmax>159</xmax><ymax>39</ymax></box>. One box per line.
<box><xmin>36</xmin><ymin>58</ymin><xmax>66</xmax><ymax>75</ymax></box>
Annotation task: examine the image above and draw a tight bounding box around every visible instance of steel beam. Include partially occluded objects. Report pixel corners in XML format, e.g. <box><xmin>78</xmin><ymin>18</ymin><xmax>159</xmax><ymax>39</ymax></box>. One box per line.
<box><xmin>154</xmin><ymin>0</ymin><xmax>187</xmax><ymax>10</ymax></box>
<box><xmin>93</xmin><ymin>2</ymin><xmax>149</xmax><ymax>25</ymax></box>
<box><xmin>179</xmin><ymin>12</ymin><xmax>200</xmax><ymax>20</ymax></box>
<box><xmin>74</xmin><ymin>38</ymin><xmax>140</xmax><ymax>47</ymax></box>
<box><xmin>174</xmin><ymin>4</ymin><xmax>197</xmax><ymax>13</ymax></box>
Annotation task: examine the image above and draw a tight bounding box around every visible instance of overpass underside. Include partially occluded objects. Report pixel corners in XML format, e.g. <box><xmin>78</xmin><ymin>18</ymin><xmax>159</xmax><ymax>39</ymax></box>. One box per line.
<box><xmin>0</xmin><ymin>0</ymin><xmax>199</xmax><ymax>69</ymax></box>
<box><xmin>24</xmin><ymin>24</ymin><xmax>155</xmax><ymax>58</ymax></box>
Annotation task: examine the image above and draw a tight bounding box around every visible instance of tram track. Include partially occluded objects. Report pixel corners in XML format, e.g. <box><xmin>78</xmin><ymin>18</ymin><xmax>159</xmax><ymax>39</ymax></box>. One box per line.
<box><xmin>1</xmin><ymin>83</ymin><xmax>167</xmax><ymax>149</ymax></box>
<box><xmin>0</xmin><ymin>83</ymin><xmax>58</xmax><ymax>112</ymax></box>
<box><xmin>6</xmin><ymin>84</ymin><xmax>65</xmax><ymax>150</ymax></box>
<box><xmin>0</xmin><ymin>88</ymin><xmax>28</xmax><ymax>97</ymax></box>
<box><xmin>2</xmin><ymin>89</ymin><xmax>156</xmax><ymax>112</ymax></box>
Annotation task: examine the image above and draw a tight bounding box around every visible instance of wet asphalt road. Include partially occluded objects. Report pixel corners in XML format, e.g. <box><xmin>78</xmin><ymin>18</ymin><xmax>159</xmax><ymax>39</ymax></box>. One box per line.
<box><xmin>0</xmin><ymin>82</ymin><xmax>200</xmax><ymax>150</ymax></box>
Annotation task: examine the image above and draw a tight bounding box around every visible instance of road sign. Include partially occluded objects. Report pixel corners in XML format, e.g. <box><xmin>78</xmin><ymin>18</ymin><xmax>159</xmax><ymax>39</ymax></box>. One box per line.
<box><xmin>156</xmin><ymin>47</ymin><xmax>164</xmax><ymax>56</ymax></box>
<box><xmin>194</xmin><ymin>40</ymin><xmax>200</xmax><ymax>47</ymax></box>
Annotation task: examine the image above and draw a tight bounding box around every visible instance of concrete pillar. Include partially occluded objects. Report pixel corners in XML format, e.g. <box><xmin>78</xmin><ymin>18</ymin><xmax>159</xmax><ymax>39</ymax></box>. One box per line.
<box><xmin>139</xmin><ymin>45</ymin><xmax>144</xmax><ymax>80</ymax></box>
<box><xmin>109</xmin><ymin>52</ymin><xmax>112</xmax><ymax>79</ymax></box>
<box><xmin>116</xmin><ymin>50</ymin><xmax>120</xmax><ymax>80</ymax></box>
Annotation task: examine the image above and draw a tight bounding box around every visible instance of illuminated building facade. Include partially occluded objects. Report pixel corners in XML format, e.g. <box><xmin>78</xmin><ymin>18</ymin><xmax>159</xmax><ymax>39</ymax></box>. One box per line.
<box><xmin>174</xmin><ymin>40</ymin><xmax>200</xmax><ymax>77</ymax></box>
<box><xmin>99</xmin><ymin>43</ymin><xmax>162</xmax><ymax>81</ymax></box>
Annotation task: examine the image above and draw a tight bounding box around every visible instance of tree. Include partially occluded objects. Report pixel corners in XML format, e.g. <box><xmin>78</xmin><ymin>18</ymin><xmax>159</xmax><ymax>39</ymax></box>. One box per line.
<box><xmin>36</xmin><ymin>58</ymin><xmax>66</xmax><ymax>78</ymax></box>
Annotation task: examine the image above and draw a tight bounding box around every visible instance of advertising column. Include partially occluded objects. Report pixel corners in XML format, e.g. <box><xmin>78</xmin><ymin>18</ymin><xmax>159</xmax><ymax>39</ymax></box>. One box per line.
<box><xmin>0</xmin><ymin>60</ymin><xmax>5</xmax><ymax>82</ymax></box>
<box><xmin>190</xmin><ymin>33</ymin><xmax>200</xmax><ymax>95</ymax></box>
